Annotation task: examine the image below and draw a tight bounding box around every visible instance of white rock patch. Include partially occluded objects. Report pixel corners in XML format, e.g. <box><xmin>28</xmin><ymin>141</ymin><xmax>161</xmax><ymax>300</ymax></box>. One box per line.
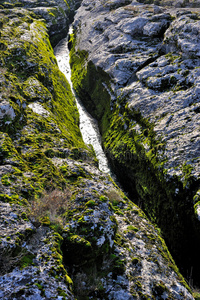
<box><xmin>28</xmin><ymin>102</ymin><xmax>50</xmax><ymax>117</ymax></box>
<box><xmin>0</xmin><ymin>100</ymin><xmax>16</xmax><ymax>122</ymax></box>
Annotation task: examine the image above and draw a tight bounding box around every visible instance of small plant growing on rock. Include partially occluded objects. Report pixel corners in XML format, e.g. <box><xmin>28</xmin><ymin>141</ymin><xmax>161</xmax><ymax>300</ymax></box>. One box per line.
<box><xmin>28</xmin><ymin>188</ymin><xmax>71</xmax><ymax>228</ymax></box>
<box><xmin>106</xmin><ymin>188</ymin><xmax>123</xmax><ymax>206</ymax></box>
<box><xmin>73</xmin><ymin>269</ymin><xmax>105</xmax><ymax>298</ymax></box>
<box><xmin>193</xmin><ymin>291</ymin><xmax>200</xmax><ymax>300</ymax></box>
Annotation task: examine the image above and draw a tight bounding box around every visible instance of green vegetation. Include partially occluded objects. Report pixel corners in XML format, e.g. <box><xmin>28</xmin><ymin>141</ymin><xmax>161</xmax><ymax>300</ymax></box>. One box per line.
<box><xmin>194</xmin><ymin>292</ymin><xmax>200</xmax><ymax>300</ymax></box>
<box><xmin>19</xmin><ymin>253</ymin><xmax>35</xmax><ymax>269</ymax></box>
<box><xmin>70</xmin><ymin>33</ymin><xmax>111</xmax><ymax>134</ymax></box>
<box><xmin>0</xmin><ymin>9</ymin><xmax>95</xmax><ymax>204</ymax></box>
<box><xmin>0</xmin><ymin>8</ymin><xmax>95</xmax><ymax>292</ymax></box>
<box><xmin>70</xmin><ymin>27</ymin><xmax>200</xmax><ymax>288</ymax></box>
<box><xmin>0</xmin><ymin>2</ymin><xmax>198</xmax><ymax>298</ymax></box>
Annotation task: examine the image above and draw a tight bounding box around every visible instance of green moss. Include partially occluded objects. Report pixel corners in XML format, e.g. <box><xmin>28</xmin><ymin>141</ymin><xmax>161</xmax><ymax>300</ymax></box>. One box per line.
<box><xmin>44</xmin><ymin>233</ymin><xmax>73</xmax><ymax>290</ymax></box>
<box><xmin>85</xmin><ymin>200</ymin><xmax>96</xmax><ymax>208</ymax></box>
<box><xmin>0</xmin><ymin>193</ymin><xmax>28</xmax><ymax>206</ymax></box>
<box><xmin>57</xmin><ymin>286</ymin><xmax>68</xmax><ymax>298</ymax></box>
<box><xmin>138</xmin><ymin>292</ymin><xmax>151</xmax><ymax>299</ymax></box>
<box><xmin>194</xmin><ymin>201</ymin><xmax>200</xmax><ymax>219</ymax></box>
<box><xmin>19</xmin><ymin>253</ymin><xmax>35</xmax><ymax>269</ymax></box>
<box><xmin>1</xmin><ymin>174</ymin><xmax>11</xmax><ymax>186</ymax></box>
<box><xmin>70</xmin><ymin>39</ymin><xmax>111</xmax><ymax>134</ymax></box>
<box><xmin>64</xmin><ymin>274</ymin><xmax>73</xmax><ymax>286</ymax></box>
<box><xmin>194</xmin><ymin>292</ymin><xmax>200</xmax><ymax>300</ymax></box>
<box><xmin>21</xmin><ymin>212</ymin><xmax>28</xmax><ymax>220</ymax></box>
<box><xmin>135</xmin><ymin>280</ymin><xmax>142</xmax><ymax>290</ymax></box>
<box><xmin>114</xmin><ymin>233</ymin><xmax>126</xmax><ymax>248</ymax></box>
<box><xmin>0</xmin><ymin>11</ymin><xmax>90</xmax><ymax>209</ymax></box>
<box><xmin>181</xmin><ymin>162</ymin><xmax>194</xmax><ymax>188</ymax></box>
<box><xmin>35</xmin><ymin>282</ymin><xmax>45</xmax><ymax>296</ymax></box>
<box><xmin>127</xmin><ymin>225</ymin><xmax>139</xmax><ymax>232</ymax></box>
<box><xmin>70</xmin><ymin>29</ymin><xmax>200</xmax><ymax>284</ymax></box>
<box><xmin>39</xmin><ymin>215</ymin><xmax>50</xmax><ymax>226</ymax></box>
<box><xmin>0</xmin><ymin>133</ymin><xmax>25</xmax><ymax>165</ymax></box>
<box><xmin>193</xmin><ymin>189</ymin><xmax>200</xmax><ymax>204</ymax></box>
<box><xmin>99</xmin><ymin>195</ymin><xmax>108</xmax><ymax>202</ymax></box>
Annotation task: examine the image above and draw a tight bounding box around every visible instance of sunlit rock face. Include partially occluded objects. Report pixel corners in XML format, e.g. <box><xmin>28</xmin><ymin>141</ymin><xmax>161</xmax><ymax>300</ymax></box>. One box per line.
<box><xmin>0</xmin><ymin>0</ymin><xmax>196</xmax><ymax>299</ymax></box>
<box><xmin>72</xmin><ymin>0</ymin><xmax>200</xmax><ymax>181</ymax></box>
<box><xmin>70</xmin><ymin>0</ymin><xmax>200</xmax><ymax>286</ymax></box>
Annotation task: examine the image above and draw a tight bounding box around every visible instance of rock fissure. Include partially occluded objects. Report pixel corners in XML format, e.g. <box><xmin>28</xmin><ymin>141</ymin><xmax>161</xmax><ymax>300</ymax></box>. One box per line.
<box><xmin>70</xmin><ymin>0</ymin><xmax>200</xmax><ymax>290</ymax></box>
<box><xmin>0</xmin><ymin>0</ymin><xmax>199</xmax><ymax>299</ymax></box>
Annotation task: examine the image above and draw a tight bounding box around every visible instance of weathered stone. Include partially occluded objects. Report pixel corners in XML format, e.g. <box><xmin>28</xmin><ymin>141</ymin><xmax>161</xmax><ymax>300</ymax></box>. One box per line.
<box><xmin>70</xmin><ymin>0</ymin><xmax>200</xmax><ymax>288</ymax></box>
<box><xmin>0</xmin><ymin>0</ymin><xmax>198</xmax><ymax>298</ymax></box>
<box><xmin>0</xmin><ymin>100</ymin><xmax>16</xmax><ymax>123</ymax></box>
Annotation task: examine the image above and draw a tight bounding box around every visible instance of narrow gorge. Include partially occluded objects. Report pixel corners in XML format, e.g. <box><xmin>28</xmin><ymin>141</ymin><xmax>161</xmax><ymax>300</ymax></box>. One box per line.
<box><xmin>0</xmin><ymin>0</ymin><xmax>199</xmax><ymax>299</ymax></box>
<box><xmin>70</xmin><ymin>0</ymin><xmax>200</xmax><ymax>288</ymax></box>
<box><xmin>54</xmin><ymin>34</ymin><xmax>111</xmax><ymax>174</ymax></box>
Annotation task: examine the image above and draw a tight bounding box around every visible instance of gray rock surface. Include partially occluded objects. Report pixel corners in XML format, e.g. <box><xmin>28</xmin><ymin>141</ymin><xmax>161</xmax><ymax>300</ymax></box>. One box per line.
<box><xmin>70</xmin><ymin>0</ymin><xmax>200</xmax><ymax>290</ymax></box>
<box><xmin>72</xmin><ymin>0</ymin><xmax>200</xmax><ymax>181</ymax></box>
<box><xmin>0</xmin><ymin>0</ymin><xmax>81</xmax><ymax>45</ymax></box>
<box><xmin>0</xmin><ymin>0</ymin><xmax>197</xmax><ymax>298</ymax></box>
<box><xmin>0</xmin><ymin>202</ymin><xmax>75</xmax><ymax>299</ymax></box>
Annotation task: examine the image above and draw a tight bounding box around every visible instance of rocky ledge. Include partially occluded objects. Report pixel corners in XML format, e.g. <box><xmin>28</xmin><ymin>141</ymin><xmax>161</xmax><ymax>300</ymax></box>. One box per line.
<box><xmin>0</xmin><ymin>0</ymin><xmax>82</xmax><ymax>45</ymax></box>
<box><xmin>0</xmin><ymin>0</ymin><xmax>198</xmax><ymax>299</ymax></box>
<box><xmin>70</xmin><ymin>0</ymin><xmax>200</xmax><ymax>288</ymax></box>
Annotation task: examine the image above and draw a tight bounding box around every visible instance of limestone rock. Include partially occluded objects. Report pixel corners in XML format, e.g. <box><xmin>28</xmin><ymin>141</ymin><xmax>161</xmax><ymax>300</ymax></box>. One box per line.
<box><xmin>0</xmin><ymin>100</ymin><xmax>16</xmax><ymax>124</ymax></box>
<box><xmin>70</xmin><ymin>0</ymin><xmax>200</xmax><ymax>288</ymax></box>
<box><xmin>0</xmin><ymin>0</ymin><xmax>197</xmax><ymax>298</ymax></box>
<box><xmin>0</xmin><ymin>0</ymin><xmax>81</xmax><ymax>45</ymax></box>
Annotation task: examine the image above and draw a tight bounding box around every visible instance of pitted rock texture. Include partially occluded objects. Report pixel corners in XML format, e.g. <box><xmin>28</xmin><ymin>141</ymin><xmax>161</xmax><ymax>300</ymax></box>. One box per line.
<box><xmin>72</xmin><ymin>0</ymin><xmax>200</xmax><ymax>182</ymax></box>
<box><xmin>70</xmin><ymin>0</ymin><xmax>200</xmax><ymax>288</ymax></box>
<box><xmin>0</xmin><ymin>0</ymin><xmax>197</xmax><ymax>299</ymax></box>
<box><xmin>0</xmin><ymin>0</ymin><xmax>81</xmax><ymax>45</ymax></box>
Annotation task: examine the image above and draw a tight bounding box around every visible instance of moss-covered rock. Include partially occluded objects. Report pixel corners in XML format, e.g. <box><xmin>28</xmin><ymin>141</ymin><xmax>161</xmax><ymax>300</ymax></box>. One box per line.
<box><xmin>0</xmin><ymin>0</ymin><xmax>197</xmax><ymax>299</ymax></box>
<box><xmin>0</xmin><ymin>0</ymin><xmax>82</xmax><ymax>46</ymax></box>
<box><xmin>0</xmin><ymin>1</ymin><xmax>86</xmax><ymax>298</ymax></box>
<box><xmin>70</xmin><ymin>0</ymin><xmax>200</xmax><ymax>288</ymax></box>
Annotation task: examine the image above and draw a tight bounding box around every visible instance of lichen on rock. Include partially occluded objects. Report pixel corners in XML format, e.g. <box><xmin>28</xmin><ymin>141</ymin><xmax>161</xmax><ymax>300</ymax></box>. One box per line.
<box><xmin>70</xmin><ymin>0</ymin><xmax>200</xmax><ymax>290</ymax></box>
<box><xmin>0</xmin><ymin>0</ymin><xmax>198</xmax><ymax>299</ymax></box>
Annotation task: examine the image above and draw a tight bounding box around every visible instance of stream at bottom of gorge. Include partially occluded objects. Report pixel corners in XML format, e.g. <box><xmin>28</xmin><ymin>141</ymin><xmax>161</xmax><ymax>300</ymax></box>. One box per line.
<box><xmin>54</xmin><ymin>30</ymin><xmax>111</xmax><ymax>175</ymax></box>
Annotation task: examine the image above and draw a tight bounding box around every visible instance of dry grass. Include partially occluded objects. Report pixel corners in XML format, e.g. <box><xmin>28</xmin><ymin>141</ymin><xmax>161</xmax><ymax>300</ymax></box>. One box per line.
<box><xmin>106</xmin><ymin>188</ymin><xmax>123</xmax><ymax>205</ymax></box>
<box><xmin>0</xmin><ymin>67</ymin><xmax>7</xmax><ymax>74</ymax></box>
<box><xmin>28</xmin><ymin>188</ymin><xmax>72</xmax><ymax>227</ymax></box>
<box><xmin>73</xmin><ymin>268</ymin><xmax>104</xmax><ymax>298</ymax></box>
<box><xmin>124</xmin><ymin>6</ymin><xmax>139</xmax><ymax>12</ymax></box>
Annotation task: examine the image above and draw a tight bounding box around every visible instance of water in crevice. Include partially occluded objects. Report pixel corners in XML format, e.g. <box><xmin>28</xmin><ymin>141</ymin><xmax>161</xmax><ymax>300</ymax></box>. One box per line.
<box><xmin>53</xmin><ymin>31</ymin><xmax>200</xmax><ymax>291</ymax></box>
<box><xmin>54</xmin><ymin>31</ymin><xmax>111</xmax><ymax>174</ymax></box>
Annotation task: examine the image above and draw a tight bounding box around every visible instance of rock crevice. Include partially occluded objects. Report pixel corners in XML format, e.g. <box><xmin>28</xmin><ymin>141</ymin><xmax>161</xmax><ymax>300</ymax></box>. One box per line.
<box><xmin>70</xmin><ymin>0</ymin><xmax>200</xmax><ymax>287</ymax></box>
<box><xmin>0</xmin><ymin>0</ymin><xmax>198</xmax><ymax>298</ymax></box>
